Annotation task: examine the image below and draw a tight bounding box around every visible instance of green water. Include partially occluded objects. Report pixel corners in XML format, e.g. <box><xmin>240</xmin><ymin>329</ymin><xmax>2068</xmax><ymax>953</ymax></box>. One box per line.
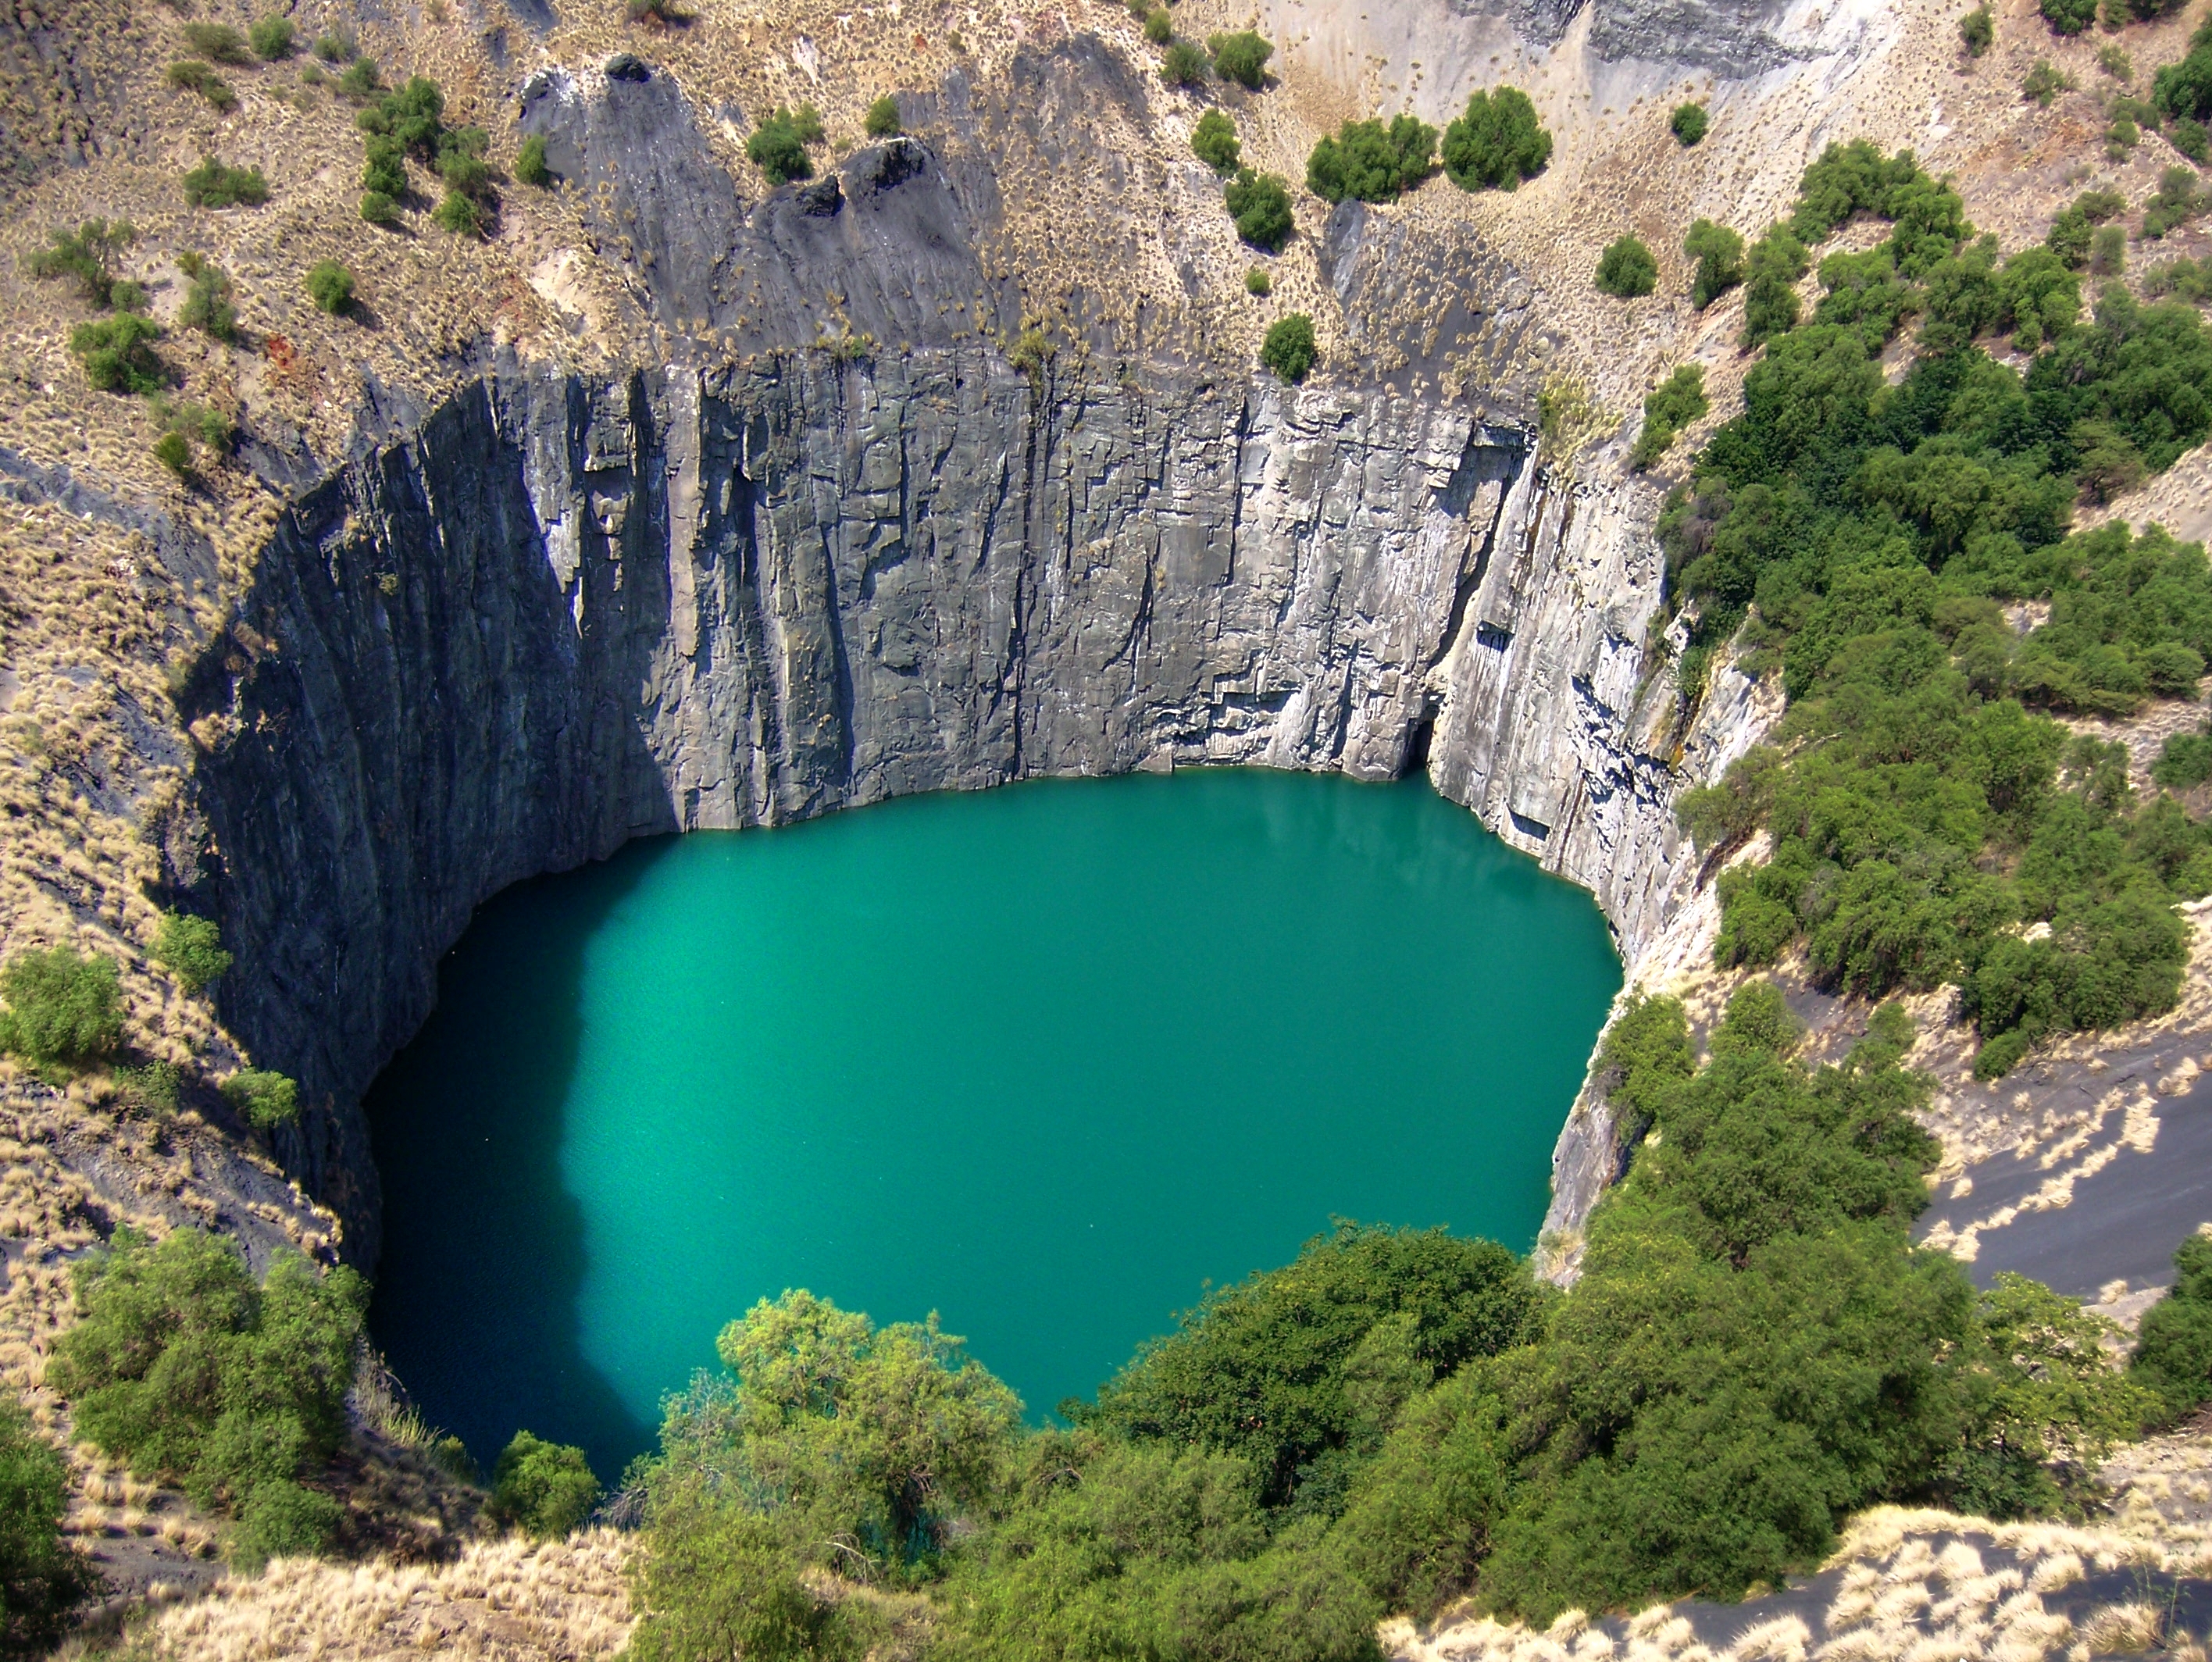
<box><xmin>365</xmin><ymin>769</ymin><xmax>1621</xmax><ymax>1481</ymax></box>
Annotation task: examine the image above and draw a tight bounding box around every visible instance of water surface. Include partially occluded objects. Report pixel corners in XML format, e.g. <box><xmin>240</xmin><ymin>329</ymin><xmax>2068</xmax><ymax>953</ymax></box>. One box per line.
<box><xmin>366</xmin><ymin>770</ymin><xmax>1620</xmax><ymax>1479</ymax></box>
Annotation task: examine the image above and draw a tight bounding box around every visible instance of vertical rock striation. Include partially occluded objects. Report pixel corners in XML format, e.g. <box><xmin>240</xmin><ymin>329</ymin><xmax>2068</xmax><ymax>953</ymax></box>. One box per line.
<box><xmin>186</xmin><ymin>348</ymin><xmax>1755</xmax><ymax>1261</ymax></box>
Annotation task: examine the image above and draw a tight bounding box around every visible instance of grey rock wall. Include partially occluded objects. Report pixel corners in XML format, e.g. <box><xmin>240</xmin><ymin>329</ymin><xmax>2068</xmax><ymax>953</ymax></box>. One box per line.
<box><xmin>184</xmin><ymin>347</ymin><xmax>1734</xmax><ymax>1263</ymax></box>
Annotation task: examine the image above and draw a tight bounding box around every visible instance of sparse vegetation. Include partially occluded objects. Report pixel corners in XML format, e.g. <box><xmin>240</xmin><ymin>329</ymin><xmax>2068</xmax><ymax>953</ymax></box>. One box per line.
<box><xmin>2090</xmin><ymin>221</ymin><xmax>2126</xmax><ymax>273</ymax></box>
<box><xmin>2174</xmin><ymin>116</ymin><xmax>2212</xmax><ymax>162</ymax></box>
<box><xmin>0</xmin><ymin>1396</ymin><xmax>91</xmax><ymax>1657</ymax></box>
<box><xmin>1670</xmin><ymin>100</ymin><xmax>1710</xmax><ymax>142</ymax></box>
<box><xmin>181</xmin><ymin>155</ymin><xmax>269</xmax><ymax>209</ymax></box>
<box><xmin>356</xmin><ymin>77</ymin><xmax>497</xmax><ymax>237</ymax></box>
<box><xmin>1307</xmin><ymin>113</ymin><xmax>1436</xmax><ymax>203</ymax></box>
<box><xmin>152</xmin><ymin>911</ymin><xmax>231</xmax><ymax>993</ymax></box>
<box><xmin>1142</xmin><ymin>5</ymin><xmax>1172</xmax><ymax>43</ymax></box>
<box><xmin>305</xmin><ymin>259</ymin><xmax>354</xmax><ymax>315</ymax></box>
<box><xmin>1441</xmin><ymin>86</ymin><xmax>1551</xmax><ymax>191</ymax></box>
<box><xmin>2025</xmin><ymin>59</ymin><xmax>2075</xmax><ymax>105</ymax></box>
<box><xmin>864</xmin><ymin>95</ymin><xmax>901</xmax><ymax>138</ymax></box>
<box><xmin>515</xmin><ymin>132</ymin><xmax>551</xmax><ymax>186</ymax></box>
<box><xmin>1961</xmin><ymin>5</ymin><xmax>1994</xmax><ymax>55</ymax></box>
<box><xmin>359</xmin><ymin>189</ymin><xmax>398</xmax><ymax>226</ymax></box>
<box><xmin>23</xmin><ymin>219</ymin><xmax>136</xmax><ymax>309</ymax></box>
<box><xmin>747</xmin><ymin>103</ymin><xmax>824</xmax><ymax>184</ymax></box>
<box><xmin>1245</xmin><ymin>266</ymin><xmax>1271</xmax><ymax>295</ymax></box>
<box><xmin>248</xmin><ymin>14</ymin><xmax>293</xmax><ymax>59</ymax></box>
<box><xmin>180</xmin><ymin>20</ymin><xmax>254</xmax><ymax>64</ymax></box>
<box><xmin>2143</xmin><ymin>162</ymin><xmax>2210</xmax><ymax>237</ymax></box>
<box><xmin>163</xmin><ymin>59</ymin><xmax>237</xmax><ymax>111</ymax></box>
<box><xmin>1594</xmin><ymin>234</ymin><xmax>1657</xmax><ymax>297</ymax></box>
<box><xmin>49</xmin><ymin>1228</ymin><xmax>365</xmax><ymax>1570</ymax></box>
<box><xmin>222</xmin><ymin>1067</ymin><xmax>300</xmax><ymax>1129</ymax></box>
<box><xmin>1685</xmin><ymin>217</ymin><xmax>1745</xmax><ymax>308</ymax></box>
<box><xmin>1207</xmin><ymin>29</ymin><xmax>1272</xmax><ymax>89</ymax></box>
<box><xmin>490</xmin><ymin>1432</ymin><xmax>601</xmax><ymax>1539</ymax></box>
<box><xmin>312</xmin><ymin>28</ymin><xmax>357</xmax><ymax>62</ymax></box>
<box><xmin>2041</xmin><ymin>0</ymin><xmax>2097</xmax><ymax>33</ymax></box>
<box><xmin>337</xmin><ymin>55</ymin><xmax>381</xmax><ymax>102</ymax></box>
<box><xmin>69</xmin><ymin>313</ymin><xmax>164</xmax><ymax>393</ymax></box>
<box><xmin>1161</xmin><ymin>39</ymin><xmax>1209</xmax><ymax>87</ymax></box>
<box><xmin>1260</xmin><ymin>312</ymin><xmax>1316</xmax><ymax>381</ymax></box>
<box><xmin>152</xmin><ymin>430</ymin><xmax>193</xmax><ymax>479</ymax></box>
<box><xmin>1632</xmin><ymin>363</ymin><xmax>1710</xmax><ymax>469</ymax></box>
<box><xmin>1192</xmin><ymin>107</ymin><xmax>1240</xmax><ymax>172</ymax></box>
<box><xmin>1223</xmin><ymin>166</ymin><xmax>1293</xmax><ymax>251</ymax></box>
<box><xmin>2047</xmin><ymin>187</ymin><xmax>2126</xmax><ymax>266</ymax></box>
<box><xmin>177</xmin><ymin>252</ymin><xmax>239</xmax><ymax>341</ymax></box>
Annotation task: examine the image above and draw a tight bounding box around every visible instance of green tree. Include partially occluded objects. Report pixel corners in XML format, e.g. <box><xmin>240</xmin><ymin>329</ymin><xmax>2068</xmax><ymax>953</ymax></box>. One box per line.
<box><xmin>1684</xmin><ymin>218</ymin><xmax>1745</xmax><ymax>307</ymax></box>
<box><xmin>491</xmin><ymin>1432</ymin><xmax>600</xmax><ymax>1539</ymax></box>
<box><xmin>248</xmin><ymin>15</ymin><xmax>294</xmax><ymax>58</ymax></box>
<box><xmin>748</xmin><ymin>105</ymin><xmax>823</xmax><ymax>184</ymax></box>
<box><xmin>1961</xmin><ymin>6</ymin><xmax>1993</xmax><ymax>53</ymax></box>
<box><xmin>0</xmin><ymin>948</ymin><xmax>120</xmax><ymax>1068</ymax></box>
<box><xmin>1440</xmin><ymin>87</ymin><xmax>1551</xmax><ymax>191</ymax></box>
<box><xmin>2133</xmin><ymin>1232</ymin><xmax>2212</xmax><ymax>1419</ymax></box>
<box><xmin>624</xmin><ymin>1504</ymin><xmax>844</xmax><ymax>1662</ymax></box>
<box><xmin>1208</xmin><ymin>30</ymin><xmax>1272</xmax><ymax>88</ymax></box>
<box><xmin>1193</xmin><ymin>108</ymin><xmax>1240</xmax><ymax>173</ymax></box>
<box><xmin>1594</xmin><ymin>234</ymin><xmax>1657</xmax><ymax>298</ymax></box>
<box><xmin>164</xmin><ymin>60</ymin><xmax>238</xmax><ymax>111</ymax></box>
<box><xmin>515</xmin><ymin>133</ymin><xmax>551</xmax><ymax>187</ymax></box>
<box><xmin>1259</xmin><ymin>312</ymin><xmax>1317</xmax><ymax>382</ymax></box>
<box><xmin>1307</xmin><ymin>114</ymin><xmax>1436</xmax><ymax>203</ymax></box>
<box><xmin>2041</xmin><ymin>0</ymin><xmax>2096</xmax><ymax>32</ymax></box>
<box><xmin>1224</xmin><ymin>166</ymin><xmax>1293</xmax><ymax>250</ymax></box>
<box><xmin>864</xmin><ymin>95</ymin><xmax>901</xmax><ymax>138</ymax></box>
<box><xmin>222</xmin><ymin>1068</ymin><xmax>299</xmax><ymax>1129</ymax></box>
<box><xmin>177</xmin><ymin>254</ymin><xmax>239</xmax><ymax>341</ymax></box>
<box><xmin>1670</xmin><ymin>101</ymin><xmax>1709</xmax><ymax>143</ymax></box>
<box><xmin>1161</xmin><ymin>39</ymin><xmax>1209</xmax><ymax>87</ymax></box>
<box><xmin>305</xmin><ymin>260</ymin><xmax>355</xmax><ymax>315</ymax></box>
<box><xmin>23</xmin><ymin>219</ymin><xmax>136</xmax><ymax>309</ymax></box>
<box><xmin>0</xmin><ymin>1398</ymin><xmax>91</xmax><ymax>1657</ymax></box>
<box><xmin>152</xmin><ymin>912</ymin><xmax>230</xmax><ymax>993</ymax></box>
<box><xmin>182</xmin><ymin>156</ymin><xmax>269</xmax><ymax>209</ymax></box>
<box><xmin>359</xmin><ymin>190</ymin><xmax>399</xmax><ymax>226</ymax></box>
<box><xmin>1632</xmin><ymin>363</ymin><xmax>1710</xmax><ymax>469</ymax></box>
<box><xmin>182</xmin><ymin>21</ymin><xmax>254</xmax><ymax>62</ymax></box>
<box><xmin>69</xmin><ymin>312</ymin><xmax>164</xmax><ymax>394</ymax></box>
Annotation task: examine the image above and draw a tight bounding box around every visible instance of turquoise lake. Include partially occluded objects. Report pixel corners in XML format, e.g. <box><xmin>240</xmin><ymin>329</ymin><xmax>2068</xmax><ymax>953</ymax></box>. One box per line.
<box><xmin>364</xmin><ymin>769</ymin><xmax>1622</xmax><ymax>1481</ymax></box>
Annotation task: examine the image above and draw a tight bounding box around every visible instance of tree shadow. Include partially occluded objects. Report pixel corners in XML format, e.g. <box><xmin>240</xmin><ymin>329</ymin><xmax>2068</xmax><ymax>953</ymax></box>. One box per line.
<box><xmin>364</xmin><ymin>836</ymin><xmax>673</xmax><ymax>1485</ymax></box>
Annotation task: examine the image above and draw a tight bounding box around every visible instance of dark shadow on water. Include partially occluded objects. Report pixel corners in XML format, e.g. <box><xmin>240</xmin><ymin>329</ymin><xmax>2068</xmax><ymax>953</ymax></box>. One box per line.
<box><xmin>366</xmin><ymin>837</ymin><xmax>670</xmax><ymax>1485</ymax></box>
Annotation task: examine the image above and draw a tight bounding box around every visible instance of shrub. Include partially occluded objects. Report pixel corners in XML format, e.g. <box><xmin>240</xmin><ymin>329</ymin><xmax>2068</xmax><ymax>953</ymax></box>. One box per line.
<box><xmin>1193</xmin><ymin>108</ymin><xmax>1240</xmax><ymax>172</ymax></box>
<box><xmin>2099</xmin><ymin>43</ymin><xmax>2132</xmax><ymax>78</ymax></box>
<box><xmin>177</xmin><ymin>255</ymin><xmax>238</xmax><ymax>341</ymax></box>
<box><xmin>230</xmin><ymin>1480</ymin><xmax>343</xmax><ymax>1571</ymax></box>
<box><xmin>2041</xmin><ymin>0</ymin><xmax>2096</xmax><ymax>31</ymax></box>
<box><xmin>2025</xmin><ymin>59</ymin><xmax>2073</xmax><ymax>105</ymax></box>
<box><xmin>152</xmin><ymin>430</ymin><xmax>192</xmax><ymax>479</ymax></box>
<box><xmin>2143</xmin><ymin>163</ymin><xmax>2210</xmax><ymax>237</ymax></box>
<box><xmin>2089</xmin><ymin>223</ymin><xmax>2126</xmax><ymax>274</ymax></box>
<box><xmin>1441</xmin><ymin>87</ymin><xmax>1550</xmax><ymax>191</ymax></box>
<box><xmin>182</xmin><ymin>21</ymin><xmax>254</xmax><ymax>63</ymax></box>
<box><xmin>0</xmin><ymin>1397</ymin><xmax>92</xmax><ymax>1656</ymax></box>
<box><xmin>48</xmin><ymin>1229</ymin><xmax>364</xmax><ymax>1551</ymax></box>
<box><xmin>163</xmin><ymin>59</ymin><xmax>237</xmax><ymax>111</ymax></box>
<box><xmin>432</xmin><ymin>189</ymin><xmax>487</xmax><ymax>235</ymax></box>
<box><xmin>490</xmin><ymin>1432</ymin><xmax>601</xmax><ymax>1539</ymax></box>
<box><xmin>2047</xmin><ymin>188</ymin><xmax>2126</xmax><ymax>266</ymax></box>
<box><xmin>359</xmin><ymin>189</ymin><xmax>398</xmax><ymax>226</ymax></box>
<box><xmin>2133</xmin><ymin>1232</ymin><xmax>2212</xmax><ymax>1419</ymax></box>
<box><xmin>2171</xmin><ymin>116</ymin><xmax>2212</xmax><ymax>162</ymax></box>
<box><xmin>1161</xmin><ymin>39</ymin><xmax>1208</xmax><ymax>87</ymax></box>
<box><xmin>312</xmin><ymin>29</ymin><xmax>356</xmax><ymax>62</ymax></box>
<box><xmin>23</xmin><ymin>219</ymin><xmax>136</xmax><ymax>309</ymax></box>
<box><xmin>2155</xmin><ymin>727</ymin><xmax>2212</xmax><ymax>789</ymax></box>
<box><xmin>248</xmin><ymin>15</ymin><xmax>293</xmax><ymax>58</ymax></box>
<box><xmin>1670</xmin><ymin>101</ymin><xmax>1709</xmax><ymax>143</ymax></box>
<box><xmin>1684</xmin><ymin>218</ymin><xmax>1745</xmax><ymax>308</ymax></box>
<box><xmin>1245</xmin><ymin>266</ymin><xmax>1271</xmax><ymax>295</ymax></box>
<box><xmin>152</xmin><ymin>912</ymin><xmax>230</xmax><ymax>993</ymax></box>
<box><xmin>1224</xmin><ymin>166</ymin><xmax>1293</xmax><ymax>251</ymax></box>
<box><xmin>1632</xmin><ymin>363</ymin><xmax>1710</xmax><ymax>469</ymax></box>
<box><xmin>1259</xmin><ymin>312</ymin><xmax>1316</xmax><ymax>382</ymax></box>
<box><xmin>222</xmin><ymin>1068</ymin><xmax>299</xmax><ymax>1129</ymax></box>
<box><xmin>304</xmin><ymin>260</ymin><xmax>354</xmax><ymax>316</ymax></box>
<box><xmin>1143</xmin><ymin>6</ymin><xmax>1172</xmax><ymax>43</ymax></box>
<box><xmin>506</xmin><ymin>133</ymin><xmax>548</xmax><ymax>188</ymax></box>
<box><xmin>182</xmin><ymin>155</ymin><xmax>269</xmax><ymax>209</ymax></box>
<box><xmin>1595</xmin><ymin>234</ymin><xmax>1657</xmax><ymax>297</ymax></box>
<box><xmin>747</xmin><ymin>105</ymin><xmax>822</xmax><ymax>184</ymax></box>
<box><xmin>337</xmin><ymin>55</ymin><xmax>380</xmax><ymax>101</ymax></box>
<box><xmin>69</xmin><ymin>312</ymin><xmax>164</xmax><ymax>394</ymax></box>
<box><xmin>1961</xmin><ymin>5</ymin><xmax>1993</xmax><ymax>54</ymax></box>
<box><xmin>864</xmin><ymin>95</ymin><xmax>901</xmax><ymax>138</ymax></box>
<box><xmin>1208</xmin><ymin>29</ymin><xmax>1272</xmax><ymax>89</ymax></box>
<box><xmin>1308</xmin><ymin>113</ymin><xmax>1436</xmax><ymax>203</ymax></box>
<box><xmin>361</xmin><ymin>134</ymin><xmax>405</xmax><ymax>196</ymax></box>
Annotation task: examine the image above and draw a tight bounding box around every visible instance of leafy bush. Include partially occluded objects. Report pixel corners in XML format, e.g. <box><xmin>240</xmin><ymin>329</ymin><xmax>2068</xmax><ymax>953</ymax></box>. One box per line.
<box><xmin>248</xmin><ymin>15</ymin><xmax>293</xmax><ymax>58</ymax></box>
<box><xmin>152</xmin><ymin>430</ymin><xmax>192</xmax><ymax>479</ymax></box>
<box><xmin>2041</xmin><ymin>0</ymin><xmax>2096</xmax><ymax>31</ymax></box>
<box><xmin>23</xmin><ymin>219</ymin><xmax>136</xmax><ymax>309</ymax></box>
<box><xmin>1161</xmin><ymin>39</ymin><xmax>1208</xmax><ymax>87</ymax></box>
<box><xmin>177</xmin><ymin>254</ymin><xmax>239</xmax><ymax>341</ymax></box>
<box><xmin>2133</xmin><ymin>1232</ymin><xmax>2212</xmax><ymax>1418</ymax></box>
<box><xmin>1308</xmin><ymin>114</ymin><xmax>1436</xmax><ymax>203</ymax></box>
<box><xmin>222</xmin><ymin>1068</ymin><xmax>299</xmax><ymax>1129</ymax></box>
<box><xmin>515</xmin><ymin>132</ymin><xmax>551</xmax><ymax>186</ymax></box>
<box><xmin>2155</xmin><ymin>16</ymin><xmax>2212</xmax><ymax>123</ymax></box>
<box><xmin>359</xmin><ymin>189</ymin><xmax>398</xmax><ymax>226</ymax></box>
<box><xmin>1142</xmin><ymin>6</ymin><xmax>1172</xmax><ymax>42</ymax></box>
<box><xmin>1208</xmin><ymin>29</ymin><xmax>1272</xmax><ymax>88</ymax></box>
<box><xmin>1224</xmin><ymin>166</ymin><xmax>1292</xmax><ymax>250</ymax></box>
<box><xmin>1741</xmin><ymin>224</ymin><xmax>1809</xmax><ymax>344</ymax></box>
<box><xmin>2025</xmin><ymin>59</ymin><xmax>2073</xmax><ymax>105</ymax></box>
<box><xmin>2143</xmin><ymin>163</ymin><xmax>2210</xmax><ymax>237</ymax></box>
<box><xmin>1670</xmin><ymin>100</ymin><xmax>1709</xmax><ymax>143</ymax></box>
<box><xmin>313</xmin><ymin>30</ymin><xmax>358</xmax><ymax>62</ymax></box>
<box><xmin>163</xmin><ymin>59</ymin><xmax>237</xmax><ymax>110</ymax></box>
<box><xmin>0</xmin><ymin>1397</ymin><xmax>91</xmax><ymax>1657</ymax></box>
<box><xmin>1685</xmin><ymin>218</ymin><xmax>1745</xmax><ymax>308</ymax></box>
<box><xmin>1961</xmin><ymin>5</ymin><xmax>1993</xmax><ymax>54</ymax></box>
<box><xmin>1246</xmin><ymin>266</ymin><xmax>1272</xmax><ymax>295</ymax></box>
<box><xmin>48</xmin><ymin>1229</ymin><xmax>364</xmax><ymax>1564</ymax></box>
<box><xmin>1632</xmin><ymin>364</ymin><xmax>1710</xmax><ymax>469</ymax></box>
<box><xmin>1594</xmin><ymin>234</ymin><xmax>1657</xmax><ymax>297</ymax></box>
<box><xmin>1440</xmin><ymin>87</ymin><xmax>1550</xmax><ymax>191</ymax></box>
<box><xmin>338</xmin><ymin>55</ymin><xmax>381</xmax><ymax>100</ymax></box>
<box><xmin>431</xmin><ymin>190</ymin><xmax>486</xmax><ymax>235</ymax></box>
<box><xmin>305</xmin><ymin>260</ymin><xmax>354</xmax><ymax>315</ymax></box>
<box><xmin>2173</xmin><ymin>116</ymin><xmax>2211</xmax><ymax>162</ymax></box>
<box><xmin>182</xmin><ymin>21</ymin><xmax>254</xmax><ymax>63</ymax></box>
<box><xmin>152</xmin><ymin>911</ymin><xmax>230</xmax><ymax>993</ymax></box>
<box><xmin>2089</xmin><ymin>222</ymin><xmax>2126</xmax><ymax>274</ymax></box>
<box><xmin>2099</xmin><ymin>43</ymin><xmax>2132</xmax><ymax>78</ymax></box>
<box><xmin>0</xmin><ymin>949</ymin><xmax>120</xmax><ymax>1068</ymax></box>
<box><xmin>1193</xmin><ymin>107</ymin><xmax>1240</xmax><ymax>172</ymax></box>
<box><xmin>864</xmin><ymin>95</ymin><xmax>901</xmax><ymax>138</ymax></box>
<box><xmin>2047</xmin><ymin>188</ymin><xmax>2125</xmax><ymax>266</ymax></box>
<box><xmin>490</xmin><ymin>1432</ymin><xmax>600</xmax><ymax>1539</ymax></box>
<box><xmin>1259</xmin><ymin>312</ymin><xmax>1316</xmax><ymax>382</ymax></box>
<box><xmin>361</xmin><ymin>134</ymin><xmax>405</xmax><ymax>197</ymax></box>
<box><xmin>747</xmin><ymin>104</ymin><xmax>822</xmax><ymax>184</ymax></box>
<box><xmin>182</xmin><ymin>155</ymin><xmax>269</xmax><ymax>209</ymax></box>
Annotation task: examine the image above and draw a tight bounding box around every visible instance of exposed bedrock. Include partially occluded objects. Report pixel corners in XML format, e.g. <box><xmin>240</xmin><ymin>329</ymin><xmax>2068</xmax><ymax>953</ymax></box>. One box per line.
<box><xmin>183</xmin><ymin>349</ymin><xmax>1767</xmax><ymax>1263</ymax></box>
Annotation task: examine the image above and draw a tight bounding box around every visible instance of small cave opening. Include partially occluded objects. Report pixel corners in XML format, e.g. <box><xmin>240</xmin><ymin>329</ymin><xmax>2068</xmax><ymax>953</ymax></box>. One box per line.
<box><xmin>1400</xmin><ymin>712</ymin><xmax>1436</xmax><ymax>776</ymax></box>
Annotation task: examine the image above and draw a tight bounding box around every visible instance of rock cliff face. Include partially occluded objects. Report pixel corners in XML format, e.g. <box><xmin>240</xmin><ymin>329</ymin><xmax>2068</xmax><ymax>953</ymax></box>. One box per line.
<box><xmin>180</xmin><ymin>345</ymin><xmax>1757</xmax><ymax>1261</ymax></box>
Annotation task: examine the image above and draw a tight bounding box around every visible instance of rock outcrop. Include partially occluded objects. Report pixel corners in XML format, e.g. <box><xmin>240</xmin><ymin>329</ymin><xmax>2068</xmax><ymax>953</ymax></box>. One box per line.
<box><xmin>177</xmin><ymin>345</ymin><xmax>1753</xmax><ymax>1260</ymax></box>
